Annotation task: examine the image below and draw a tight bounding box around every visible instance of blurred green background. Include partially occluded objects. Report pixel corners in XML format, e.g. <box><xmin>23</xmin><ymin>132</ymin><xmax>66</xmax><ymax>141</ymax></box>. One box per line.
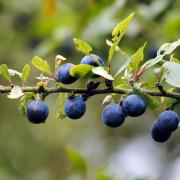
<box><xmin>0</xmin><ymin>0</ymin><xmax>180</xmax><ymax>179</ymax></box>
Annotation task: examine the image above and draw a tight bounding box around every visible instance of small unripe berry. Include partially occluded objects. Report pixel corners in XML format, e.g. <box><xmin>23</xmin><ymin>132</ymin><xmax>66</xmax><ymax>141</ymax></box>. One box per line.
<box><xmin>56</xmin><ymin>63</ymin><xmax>77</xmax><ymax>84</ymax></box>
<box><xmin>151</xmin><ymin>121</ymin><xmax>171</xmax><ymax>143</ymax></box>
<box><xmin>64</xmin><ymin>96</ymin><xmax>86</xmax><ymax>119</ymax></box>
<box><xmin>81</xmin><ymin>54</ymin><xmax>104</xmax><ymax>67</ymax></box>
<box><xmin>122</xmin><ymin>94</ymin><xmax>147</xmax><ymax>117</ymax></box>
<box><xmin>105</xmin><ymin>79</ymin><xmax>113</xmax><ymax>88</ymax></box>
<box><xmin>157</xmin><ymin>110</ymin><xmax>180</xmax><ymax>133</ymax></box>
<box><xmin>87</xmin><ymin>81</ymin><xmax>100</xmax><ymax>91</ymax></box>
<box><xmin>27</xmin><ymin>100</ymin><xmax>49</xmax><ymax>124</ymax></box>
<box><xmin>102</xmin><ymin>104</ymin><xmax>125</xmax><ymax>128</ymax></box>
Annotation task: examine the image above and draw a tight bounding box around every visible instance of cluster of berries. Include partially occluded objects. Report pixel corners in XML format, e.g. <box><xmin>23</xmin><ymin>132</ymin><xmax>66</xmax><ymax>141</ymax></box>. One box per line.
<box><xmin>57</xmin><ymin>54</ymin><xmax>104</xmax><ymax>84</ymax></box>
<box><xmin>151</xmin><ymin>110</ymin><xmax>180</xmax><ymax>142</ymax></box>
<box><xmin>26</xmin><ymin>54</ymin><xmax>180</xmax><ymax>143</ymax></box>
<box><xmin>102</xmin><ymin>94</ymin><xmax>147</xmax><ymax>127</ymax></box>
<box><xmin>27</xmin><ymin>54</ymin><xmax>103</xmax><ymax>123</ymax></box>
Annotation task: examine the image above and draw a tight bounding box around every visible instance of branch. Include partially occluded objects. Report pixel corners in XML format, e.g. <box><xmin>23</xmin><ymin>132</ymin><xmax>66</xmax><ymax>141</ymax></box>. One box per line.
<box><xmin>1</xmin><ymin>86</ymin><xmax>180</xmax><ymax>100</ymax></box>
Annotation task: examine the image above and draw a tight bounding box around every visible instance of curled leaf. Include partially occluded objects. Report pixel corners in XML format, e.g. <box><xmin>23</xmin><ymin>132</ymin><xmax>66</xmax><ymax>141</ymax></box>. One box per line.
<box><xmin>157</xmin><ymin>39</ymin><xmax>180</xmax><ymax>56</ymax></box>
<box><xmin>106</xmin><ymin>39</ymin><xmax>120</xmax><ymax>52</ymax></box>
<box><xmin>92</xmin><ymin>67</ymin><xmax>114</xmax><ymax>80</ymax></box>
<box><xmin>162</xmin><ymin>61</ymin><xmax>180</xmax><ymax>88</ymax></box>
<box><xmin>7</xmin><ymin>86</ymin><xmax>24</xmax><ymax>99</ymax></box>
<box><xmin>102</xmin><ymin>95</ymin><xmax>114</xmax><ymax>105</ymax></box>
<box><xmin>8</xmin><ymin>69</ymin><xmax>22</xmax><ymax>77</ymax></box>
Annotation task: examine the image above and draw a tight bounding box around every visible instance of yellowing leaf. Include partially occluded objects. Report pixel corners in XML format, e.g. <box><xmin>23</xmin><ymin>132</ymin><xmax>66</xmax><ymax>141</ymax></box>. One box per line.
<box><xmin>73</xmin><ymin>38</ymin><xmax>92</xmax><ymax>55</ymax></box>
<box><xmin>70</xmin><ymin>64</ymin><xmax>92</xmax><ymax>78</ymax></box>
<box><xmin>112</xmin><ymin>12</ymin><xmax>135</xmax><ymax>37</ymax></box>
<box><xmin>42</xmin><ymin>0</ymin><xmax>57</xmax><ymax>17</ymax></box>
<box><xmin>108</xmin><ymin>13</ymin><xmax>135</xmax><ymax>64</ymax></box>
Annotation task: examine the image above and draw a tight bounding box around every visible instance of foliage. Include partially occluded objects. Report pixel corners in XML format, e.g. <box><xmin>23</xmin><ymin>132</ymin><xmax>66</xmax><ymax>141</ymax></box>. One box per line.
<box><xmin>0</xmin><ymin>13</ymin><xmax>179</xmax><ymax>118</ymax></box>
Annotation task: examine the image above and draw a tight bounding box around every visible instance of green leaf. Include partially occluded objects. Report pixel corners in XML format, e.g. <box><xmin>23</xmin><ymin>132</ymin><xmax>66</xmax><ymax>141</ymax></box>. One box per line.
<box><xmin>31</xmin><ymin>56</ymin><xmax>51</xmax><ymax>75</ymax></box>
<box><xmin>112</xmin><ymin>12</ymin><xmax>135</xmax><ymax>37</ymax></box>
<box><xmin>18</xmin><ymin>103</ymin><xmax>27</xmax><ymax>116</ymax></box>
<box><xmin>56</xmin><ymin>93</ymin><xmax>68</xmax><ymax>120</ymax></box>
<box><xmin>108</xmin><ymin>36</ymin><xmax>122</xmax><ymax>65</ymax></box>
<box><xmin>70</xmin><ymin>64</ymin><xmax>92</xmax><ymax>78</ymax></box>
<box><xmin>108</xmin><ymin>13</ymin><xmax>135</xmax><ymax>64</ymax></box>
<box><xmin>20</xmin><ymin>93</ymin><xmax>36</xmax><ymax>104</ymax></box>
<box><xmin>162</xmin><ymin>61</ymin><xmax>180</xmax><ymax>88</ymax></box>
<box><xmin>114</xmin><ymin>56</ymin><xmax>133</xmax><ymax>78</ymax></box>
<box><xmin>133</xmin><ymin>88</ymin><xmax>160</xmax><ymax>109</ymax></box>
<box><xmin>115</xmin><ymin>83</ymin><xmax>129</xmax><ymax>89</ymax></box>
<box><xmin>66</xmin><ymin>148</ymin><xmax>87</xmax><ymax>174</ymax></box>
<box><xmin>73</xmin><ymin>38</ymin><xmax>92</xmax><ymax>55</ymax></box>
<box><xmin>92</xmin><ymin>67</ymin><xmax>114</xmax><ymax>80</ymax></box>
<box><xmin>0</xmin><ymin>64</ymin><xmax>11</xmax><ymax>82</ymax></box>
<box><xmin>130</xmin><ymin>42</ymin><xmax>146</xmax><ymax>72</ymax></box>
<box><xmin>141</xmin><ymin>93</ymin><xmax>160</xmax><ymax>109</ymax></box>
<box><xmin>21</xmin><ymin>64</ymin><xmax>30</xmax><ymax>82</ymax></box>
